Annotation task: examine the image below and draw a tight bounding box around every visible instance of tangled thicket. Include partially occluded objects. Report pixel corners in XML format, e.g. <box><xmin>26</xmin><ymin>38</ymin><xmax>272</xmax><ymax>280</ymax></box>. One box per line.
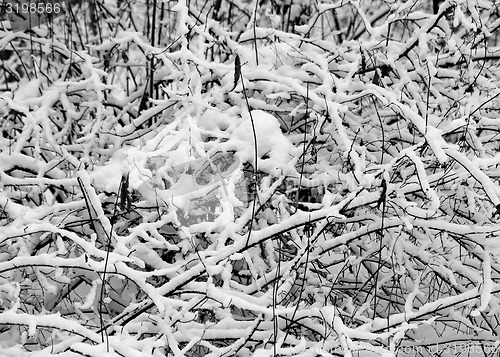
<box><xmin>2</xmin><ymin>0</ymin><xmax>500</xmax><ymax>356</ymax></box>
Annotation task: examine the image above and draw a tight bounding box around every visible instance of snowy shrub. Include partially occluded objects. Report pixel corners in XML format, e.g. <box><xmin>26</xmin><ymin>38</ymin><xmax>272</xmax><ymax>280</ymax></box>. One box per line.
<box><xmin>1</xmin><ymin>0</ymin><xmax>500</xmax><ymax>356</ymax></box>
